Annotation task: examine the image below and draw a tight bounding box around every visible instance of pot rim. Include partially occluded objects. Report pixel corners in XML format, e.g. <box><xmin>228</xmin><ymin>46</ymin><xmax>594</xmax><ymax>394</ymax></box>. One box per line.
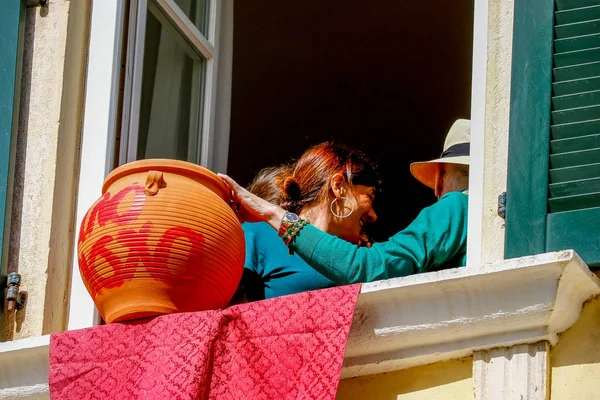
<box><xmin>102</xmin><ymin>159</ymin><xmax>230</xmax><ymax>201</ymax></box>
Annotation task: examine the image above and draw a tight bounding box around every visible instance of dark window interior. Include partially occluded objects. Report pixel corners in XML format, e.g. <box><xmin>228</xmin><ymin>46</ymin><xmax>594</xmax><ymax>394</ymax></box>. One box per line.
<box><xmin>228</xmin><ymin>0</ymin><xmax>474</xmax><ymax>241</ymax></box>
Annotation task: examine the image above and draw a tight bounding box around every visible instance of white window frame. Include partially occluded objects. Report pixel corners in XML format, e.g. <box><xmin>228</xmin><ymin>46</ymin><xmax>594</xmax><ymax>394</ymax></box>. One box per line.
<box><xmin>119</xmin><ymin>0</ymin><xmax>223</xmax><ymax>166</ymax></box>
<box><xmin>466</xmin><ymin>0</ymin><xmax>488</xmax><ymax>266</ymax></box>
<box><xmin>67</xmin><ymin>0</ymin><xmax>125</xmax><ymax>330</ymax></box>
<box><xmin>68</xmin><ymin>0</ymin><xmax>483</xmax><ymax>331</ymax></box>
<box><xmin>67</xmin><ymin>0</ymin><xmax>233</xmax><ymax>330</ymax></box>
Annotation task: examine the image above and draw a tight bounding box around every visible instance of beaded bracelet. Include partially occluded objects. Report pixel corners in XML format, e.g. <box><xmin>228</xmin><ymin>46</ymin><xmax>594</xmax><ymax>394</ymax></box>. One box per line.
<box><xmin>281</xmin><ymin>219</ymin><xmax>309</xmax><ymax>255</ymax></box>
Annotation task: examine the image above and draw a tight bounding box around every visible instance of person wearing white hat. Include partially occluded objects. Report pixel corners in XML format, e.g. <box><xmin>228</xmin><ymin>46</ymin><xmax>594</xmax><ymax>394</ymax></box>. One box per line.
<box><xmin>410</xmin><ymin>119</ymin><xmax>470</xmax><ymax>199</ymax></box>
<box><xmin>219</xmin><ymin>119</ymin><xmax>470</xmax><ymax>283</ymax></box>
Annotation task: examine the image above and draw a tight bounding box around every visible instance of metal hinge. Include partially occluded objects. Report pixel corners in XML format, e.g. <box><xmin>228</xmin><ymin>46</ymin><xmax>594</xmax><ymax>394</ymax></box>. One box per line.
<box><xmin>498</xmin><ymin>192</ymin><xmax>507</xmax><ymax>219</ymax></box>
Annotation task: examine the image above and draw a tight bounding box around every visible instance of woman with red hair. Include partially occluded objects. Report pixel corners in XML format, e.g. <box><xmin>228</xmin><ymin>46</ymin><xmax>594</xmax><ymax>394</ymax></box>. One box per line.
<box><xmin>222</xmin><ymin>120</ymin><xmax>470</xmax><ymax>286</ymax></box>
<box><xmin>241</xmin><ymin>142</ymin><xmax>380</xmax><ymax>301</ymax></box>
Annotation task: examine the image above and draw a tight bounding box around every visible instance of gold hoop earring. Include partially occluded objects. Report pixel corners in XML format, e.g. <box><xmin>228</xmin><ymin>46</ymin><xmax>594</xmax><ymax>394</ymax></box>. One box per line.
<box><xmin>330</xmin><ymin>197</ymin><xmax>354</xmax><ymax>218</ymax></box>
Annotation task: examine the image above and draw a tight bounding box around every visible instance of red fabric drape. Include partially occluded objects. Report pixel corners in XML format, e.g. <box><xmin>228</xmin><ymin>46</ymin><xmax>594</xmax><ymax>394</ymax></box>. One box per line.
<box><xmin>49</xmin><ymin>284</ymin><xmax>360</xmax><ymax>400</ymax></box>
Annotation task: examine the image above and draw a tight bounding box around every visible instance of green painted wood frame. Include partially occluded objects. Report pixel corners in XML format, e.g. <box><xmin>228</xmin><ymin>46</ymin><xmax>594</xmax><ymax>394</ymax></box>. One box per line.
<box><xmin>505</xmin><ymin>0</ymin><xmax>555</xmax><ymax>259</ymax></box>
<box><xmin>0</xmin><ymin>1</ymin><xmax>25</xmax><ymax>275</ymax></box>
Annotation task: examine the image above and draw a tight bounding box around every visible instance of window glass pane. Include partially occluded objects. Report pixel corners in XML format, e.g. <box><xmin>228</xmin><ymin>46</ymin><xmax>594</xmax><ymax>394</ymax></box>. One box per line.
<box><xmin>137</xmin><ymin>10</ymin><xmax>205</xmax><ymax>162</ymax></box>
<box><xmin>173</xmin><ymin>0</ymin><xmax>210</xmax><ymax>37</ymax></box>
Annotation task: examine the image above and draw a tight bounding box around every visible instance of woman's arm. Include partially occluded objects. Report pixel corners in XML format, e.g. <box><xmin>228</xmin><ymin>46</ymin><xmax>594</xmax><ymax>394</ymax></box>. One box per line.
<box><xmin>219</xmin><ymin>174</ymin><xmax>467</xmax><ymax>284</ymax></box>
<box><xmin>288</xmin><ymin>192</ymin><xmax>467</xmax><ymax>283</ymax></box>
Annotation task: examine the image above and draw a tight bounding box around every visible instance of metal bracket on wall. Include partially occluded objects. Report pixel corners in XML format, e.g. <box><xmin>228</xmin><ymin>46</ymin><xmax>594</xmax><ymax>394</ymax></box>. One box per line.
<box><xmin>4</xmin><ymin>272</ymin><xmax>26</xmax><ymax>311</ymax></box>
<box><xmin>498</xmin><ymin>192</ymin><xmax>507</xmax><ymax>219</ymax></box>
<box><xmin>26</xmin><ymin>0</ymin><xmax>47</xmax><ymax>7</ymax></box>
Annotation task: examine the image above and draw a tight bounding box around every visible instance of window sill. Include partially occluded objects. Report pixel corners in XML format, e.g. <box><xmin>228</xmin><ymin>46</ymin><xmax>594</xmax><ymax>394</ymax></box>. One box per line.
<box><xmin>0</xmin><ymin>335</ymin><xmax>50</xmax><ymax>399</ymax></box>
<box><xmin>342</xmin><ymin>250</ymin><xmax>600</xmax><ymax>378</ymax></box>
<box><xmin>0</xmin><ymin>251</ymin><xmax>597</xmax><ymax>396</ymax></box>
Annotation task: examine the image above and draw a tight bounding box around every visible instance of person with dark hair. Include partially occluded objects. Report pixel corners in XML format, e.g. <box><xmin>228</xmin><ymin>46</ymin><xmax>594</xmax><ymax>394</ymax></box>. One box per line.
<box><xmin>240</xmin><ymin>141</ymin><xmax>380</xmax><ymax>301</ymax></box>
<box><xmin>220</xmin><ymin>119</ymin><xmax>470</xmax><ymax>285</ymax></box>
<box><xmin>247</xmin><ymin>164</ymin><xmax>292</xmax><ymax>205</ymax></box>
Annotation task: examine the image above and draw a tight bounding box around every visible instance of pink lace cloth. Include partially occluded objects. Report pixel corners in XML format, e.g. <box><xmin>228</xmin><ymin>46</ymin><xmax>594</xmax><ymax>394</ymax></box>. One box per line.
<box><xmin>49</xmin><ymin>284</ymin><xmax>361</xmax><ymax>400</ymax></box>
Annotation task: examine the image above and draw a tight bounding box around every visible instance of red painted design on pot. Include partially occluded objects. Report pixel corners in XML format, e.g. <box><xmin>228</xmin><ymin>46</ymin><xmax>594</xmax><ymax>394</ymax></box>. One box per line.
<box><xmin>77</xmin><ymin>159</ymin><xmax>245</xmax><ymax>323</ymax></box>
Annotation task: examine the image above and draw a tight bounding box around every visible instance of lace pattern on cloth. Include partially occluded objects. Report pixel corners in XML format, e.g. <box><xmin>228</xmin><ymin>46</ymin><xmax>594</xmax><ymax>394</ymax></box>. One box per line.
<box><xmin>49</xmin><ymin>284</ymin><xmax>361</xmax><ymax>400</ymax></box>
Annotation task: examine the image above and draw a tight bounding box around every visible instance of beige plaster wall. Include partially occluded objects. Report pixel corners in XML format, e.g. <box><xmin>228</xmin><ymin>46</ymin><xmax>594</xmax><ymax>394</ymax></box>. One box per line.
<box><xmin>551</xmin><ymin>296</ymin><xmax>600</xmax><ymax>400</ymax></box>
<box><xmin>2</xmin><ymin>0</ymin><xmax>90</xmax><ymax>341</ymax></box>
<box><xmin>336</xmin><ymin>358</ymin><xmax>473</xmax><ymax>400</ymax></box>
<box><xmin>479</xmin><ymin>0</ymin><xmax>514</xmax><ymax>264</ymax></box>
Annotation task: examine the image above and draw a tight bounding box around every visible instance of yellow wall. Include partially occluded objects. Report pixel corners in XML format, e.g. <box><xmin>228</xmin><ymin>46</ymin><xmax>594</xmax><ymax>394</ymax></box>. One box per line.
<box><xmin>336</xmin><ymin>358</ymin><xmax>473</xmax><ymax>400</ymax></box>
<box><xmin>551</xmin><ymin>296</ymin><xmax>600</xmax><ymax>400</ymax></box>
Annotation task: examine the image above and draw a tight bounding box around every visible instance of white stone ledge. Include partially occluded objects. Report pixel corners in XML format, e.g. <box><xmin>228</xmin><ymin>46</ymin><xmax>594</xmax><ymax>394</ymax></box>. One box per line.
<box><xmin>0</xmin><ymin>335</ymin><xmax>49</xmax><ymax>399</ymax></box>
<box><xmin>342</xmin><ymin>250</ymin><xmax>600</xmax><ymax>378</ymax></box>
<box><xmin>1</xmin><ymin>251</ymin><xmax>597</xmax><ymax>393</ymax></box>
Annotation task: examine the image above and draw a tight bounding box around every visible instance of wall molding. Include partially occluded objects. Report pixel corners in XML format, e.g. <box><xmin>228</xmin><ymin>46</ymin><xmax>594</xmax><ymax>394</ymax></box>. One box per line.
<box><xmin>474</xmin><ymin>342</ymin><xmax>549</xmax><ymax>400</ymax></box>
<box><xmin>1</xmin><ymin>251</ymin><xmax>598</xmax><ymax>396</ymax></box>
<box><xmin>0</xmin><ymin>335</ymin><xmax>49</xmax><ymax>399</ymax></box>
<box><xmin>342</xmin><ymin>250</ymin><xmax>600</xmax><ymax>378</ymax></box>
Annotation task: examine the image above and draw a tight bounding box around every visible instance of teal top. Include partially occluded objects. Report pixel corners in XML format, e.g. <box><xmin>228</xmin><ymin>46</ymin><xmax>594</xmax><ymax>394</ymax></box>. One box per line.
<box><xmin>289</xmin><ymin>191</ymin><xmax>468</xmax><ymax>284</ymax></box>
<box><xmin>242</xmin><ymin>222</ymin><xmax>336</xmax><ymax>300</ymax></box>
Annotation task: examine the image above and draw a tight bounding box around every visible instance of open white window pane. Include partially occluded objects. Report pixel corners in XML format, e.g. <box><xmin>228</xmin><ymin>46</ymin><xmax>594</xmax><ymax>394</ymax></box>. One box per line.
<box><xmin>150</xmin><ymin>0</ymin><xmax>213</xmax><ymax>59</ymax></box>
<box><xmin>136</xmin><ymin>9</ymin><xmax>205</xmax><ymax>162</ymax></box>
<box><xmin>172</xmin><ymin>0</ymin><xmax>210</xmax><ymax>36</ymax></box>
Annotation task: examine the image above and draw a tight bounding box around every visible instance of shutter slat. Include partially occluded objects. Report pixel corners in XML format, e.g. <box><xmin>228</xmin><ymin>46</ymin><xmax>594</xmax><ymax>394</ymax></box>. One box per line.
<box><xmin>554</xmin><ymin>61</ymin><xmax>600</xmax><ymax>82</ymax></box>
<box><xmin>552</xmin><ymin>89</ymin><xmax>600</xmax><ymax>110</ymax></box>
<box><xmin>534</xmin><ymin>0</ymin><xmax>600</xmax><ymax>264</ymax></box>
<box><xmin>550</xmin><ymin>162</ymin><xmax>600</xmax><ymax>183</ymax></box>
<box><xmin>554</xmin><ymin>47</ymin><xmax>600</xmax><ymax>67</ymax></box>
<box><xmin>556</xmin><ymin>19</ymin><xmax>600</xmax><ymax>39</ymax></box>
<box><xmin>554</xmin><ymin>32</ymin><xmax>600</xmax><ymax>53</ymax></box>
<box><xmin>547</xmin><ymin>0</ymin><xmax>600</xmax><ymax>252</ymax></box>
<box><xmin>551</xmin><ymin>132</ymin><xmax>600</xmax><ymax>153</ymax></box>
<box><xmin>555</xmin><ymin>5</ymin><xmax>600</xmax><ymax>25</ymax></box>
<box><xmin>552</xmin><ymin>118</ymin><xmax>600</xmax><ymax>139</ymax></box>
<box><xmin>551</xmin><ymin>104</ymin><xmax>600</xmax><ymax>124</ymax></box>
<box><xmin>548</xmin><ymin>192</ymin><xmax>600</xmax><ymax>212</ymax></box>
<box><xmin>553</xmin><ymin>76</ymin><xmax>600</xmax><ymax>96</ymax></box>
<box><xmin>557</xmin><ymin>0</ymin><xmax>600</xmax><ymax>11</ymax></box>
<box><xmin>549</xmin><ymin>176</ymin><xmax>600</xmax><ymax>197</ymax></box>
<box><xmin>550</xmin><ymin>147</ymin><xmax>600</xmax><ymax>168</ymax></box>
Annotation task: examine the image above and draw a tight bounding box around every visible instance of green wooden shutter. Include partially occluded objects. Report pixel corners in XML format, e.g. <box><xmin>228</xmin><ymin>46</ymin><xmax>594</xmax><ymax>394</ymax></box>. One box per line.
<box><xmin>546</xmin><ymin>0</ymin><xmax>600</xmax><ymax>266</ymax></box>
<box><xmin>506</xmin><ymin>0</ymin><xmax>600</xmax><ymax>267</ymax></box>
<box><xmin>505</xmin><ymin>0</ymin><xmax>555</xmax><ymax>261</ymax></box>
<box><xmin>0</xmin><ymin>0</ymin><xmax>25</xmax><ymax>267</ymax></box>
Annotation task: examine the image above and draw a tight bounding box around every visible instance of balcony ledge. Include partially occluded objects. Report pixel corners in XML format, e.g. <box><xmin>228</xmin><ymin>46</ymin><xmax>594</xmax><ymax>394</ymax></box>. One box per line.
<box><xmin>1</xmin><ymin>250</ymin><xmax>598</xmax><ymax>397</ymax></box>
<box><xmin>342</xmin><ymin>250</ymin><xmax>600</xmax><ymax>378</ymax></box>
<box><xmin>0</xmin><ymin>335</ymin><xmax>50</xmax><ymax>399</ymax></box>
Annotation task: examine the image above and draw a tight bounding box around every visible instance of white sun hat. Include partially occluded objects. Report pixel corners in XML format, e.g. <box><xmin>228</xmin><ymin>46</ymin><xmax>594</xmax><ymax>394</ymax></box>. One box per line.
<box><xmin>409</xmin><ymin>119</ymin><xmax>470</xmax><ymax>189</ymax></box>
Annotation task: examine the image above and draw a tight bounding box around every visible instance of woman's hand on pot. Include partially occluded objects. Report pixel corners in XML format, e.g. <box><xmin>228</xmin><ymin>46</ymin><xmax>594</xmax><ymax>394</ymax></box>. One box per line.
<box><xmin>218</xmin><ymin>174</ymin><xmax>286</xmax><ymax>228</ymax></box>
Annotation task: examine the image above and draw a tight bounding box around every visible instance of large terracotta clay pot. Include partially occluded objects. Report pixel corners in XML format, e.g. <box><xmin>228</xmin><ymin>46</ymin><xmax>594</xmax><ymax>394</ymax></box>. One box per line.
<box><xmin>77</xmin><ymin>159</ymin><xmax>245</xmax><ymax>323</ymax></box>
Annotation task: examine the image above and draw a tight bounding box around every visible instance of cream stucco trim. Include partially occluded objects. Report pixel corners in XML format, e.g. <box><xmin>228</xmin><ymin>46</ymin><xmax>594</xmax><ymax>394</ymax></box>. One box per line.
<box><xmin>474</xmin><ymin>342</ymin><xmax>549</xmax><ymax>400</ymax></box>
<box><xmin>2</xmin><ymin>0</ymin><xmax>91</xmax><ymax>341</ymax></box>
<box><xmin>1</xmin><ymin>251</ymin><xmax>597</xmax><ymax>397</ymax></box>
<box><xmin>467</xmin><ymin>0</ymin><xmax>515</xmax><ymax>265</ymax></box>
<box><xmin>0</xmin><ymin>335</ymin><xmax>49</xmax><ymax>399</ymax></box>
<box><xmin>342</xmin><ymin>250</ymin><xmax>600</xmax><ymax>378</ymax></box>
